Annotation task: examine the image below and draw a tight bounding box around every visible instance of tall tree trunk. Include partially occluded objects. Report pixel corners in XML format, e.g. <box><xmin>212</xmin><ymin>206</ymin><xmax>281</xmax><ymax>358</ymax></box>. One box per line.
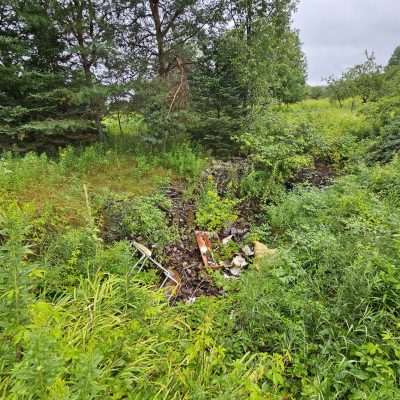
<box><xmin>117</xmin><ymin>111</ymin><xmax>124</xmax><ymax>135</ymax></box>
<box><xmin>245</xmin><ymin>0</ymin><xmax>253</xmax><ymax>45</ymax></box>
<box><xmin>149</xmin><ymin>0</ymin><xmax>167</xmax><ymax>77</ymax></box>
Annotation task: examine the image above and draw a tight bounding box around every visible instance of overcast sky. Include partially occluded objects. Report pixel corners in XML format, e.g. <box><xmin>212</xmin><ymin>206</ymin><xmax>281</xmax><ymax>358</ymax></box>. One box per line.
<box><xmin>293</xmin><ymin>0</ymin><xmax>400</xmax><ymax>85</ymax></box>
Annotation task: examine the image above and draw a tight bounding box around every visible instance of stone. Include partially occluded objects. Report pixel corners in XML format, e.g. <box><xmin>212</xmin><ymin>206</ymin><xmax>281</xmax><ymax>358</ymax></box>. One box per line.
<box><xmin>232</xmin><ymin>255</ymin><xmax>248</xmax><ymax>268</ymax></box>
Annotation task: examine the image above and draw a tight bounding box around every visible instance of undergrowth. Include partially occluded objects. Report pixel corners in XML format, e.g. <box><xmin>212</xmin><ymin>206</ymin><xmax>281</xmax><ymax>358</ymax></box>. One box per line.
<box><xmin>1</xmin><ymin>99</ymin><xmax>400</xmax><ymax>398</ymax></box>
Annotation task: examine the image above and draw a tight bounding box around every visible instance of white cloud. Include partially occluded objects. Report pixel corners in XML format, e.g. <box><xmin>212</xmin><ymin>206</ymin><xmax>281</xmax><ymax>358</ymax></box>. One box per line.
<box><xmin>294</xmin><ymin>0</ymin><xmax>400</xmax><ymax>85</ymax></box>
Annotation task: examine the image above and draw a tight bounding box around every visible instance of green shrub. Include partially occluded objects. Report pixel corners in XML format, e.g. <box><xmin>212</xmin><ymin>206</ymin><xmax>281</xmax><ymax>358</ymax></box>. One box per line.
<box><xmin>0</xmin><ymin>152</ymin><xmax>57</xmax><ymax>195</ymax></box>
<box><xmin>239</xmin><ymin>107</ymin><xmax>315</xmax><ymax>184</ymax></box>
<box><xmin>196</xmin><ymin>178</ymin><xmax>238</xmax><ymax>232</ymax></box>
<box><xmin>368</xmin><ymin>116</ymin><xmax>400</xmax><ymax>163</ymax></box>
<box><xmin>277</xmin><ymin>99</ymin><xmax>372</xmax><ymax>166</ymax></box>
<box><xmin>240</xmin><ymin>169</ymin><xmax>286</xmax><ymax>202</ymax></box>
<box><xmin>157</xmin><ymin>143</ymin><xmax>207</xmax><ymax>180</ymax></box>
<box><xmin>43</xmin><ymin>228</ymin><xmax>98</xmax><ymax>290</ymax></box>
<box><xmin>360</xmin><ymin>156</ymin><xmax>400</xmax><ymax>206</ymax></box>
<box><xmin>232</xmin><ymin>167</ymin><xmax>400</xmax><ymax>398</ymax></box>
<box><xmin>101</xmin><ymin>193</ymin><xmax>177</xmax><ymax>248</ymax></box>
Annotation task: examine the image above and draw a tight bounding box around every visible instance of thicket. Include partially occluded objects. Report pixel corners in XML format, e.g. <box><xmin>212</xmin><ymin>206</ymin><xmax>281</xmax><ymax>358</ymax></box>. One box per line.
<box><xmin>0</xmin><ymin>0</ymin><xmax>306</xmax><ymax>155</ymax></box>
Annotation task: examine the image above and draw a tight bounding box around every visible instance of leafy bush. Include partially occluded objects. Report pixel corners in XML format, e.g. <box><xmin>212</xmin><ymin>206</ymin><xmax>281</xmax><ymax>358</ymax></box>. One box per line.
<box><xmin>239</xmin><ymin>107</ymin><xmax>315</xmax><ymax>183</ymax></box>
<box><xmin>239</xmin><ymin>169</ymin><xmax>286</xmax><ymax>202</ymax></box>
<box><xmin>101</xmin><ymin>193</ymin><xmax>177</xmax><ymax>248</ymax></box>
<box><xmin>0</xmin><ymin>152</ymin><xmax>58</xmax><ymax>195</ymax></box>
<box><xmin>156</xmin><ymin>143</ymin><xmax>207</xmax><ymax>180</ymax></box>
<box><xmin>368</xmin><ymin>116</ymin><xmax>400</xmax><ymax>163</ymax></box>
<box><xmin>232</xmin><ymin>163</ymin><xmax>400</xmax><ymax>398</ymax></box>
<box><xmin>131</xmin><ymin>80</ymin><xmax>194</xmax><ymax>151</ymax></box>
<box><xmin>196</xmin><ymin>178</ymin><xmax>238</xmax><ymax>232</ymax></box>
<box><xmin>280</xmin><ymin>99</ymin><xmax>372</xmax><ymax>165</ymax></box>
<box><xmin>43</xmin><ymin>228</ymin><xmax>98</xmax><ymax>290</ymax></box>
<box><xmin>58</xmin><ymin>145</ymin><xmax>113</xmax><ymax>174</ymax></box>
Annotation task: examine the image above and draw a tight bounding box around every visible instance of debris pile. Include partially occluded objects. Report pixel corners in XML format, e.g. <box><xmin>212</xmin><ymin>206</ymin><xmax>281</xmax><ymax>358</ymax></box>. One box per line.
<box><xmin>102</xmin><ymin>160</ymin><xmax>277</xmax><ymax>302</ymax></box>
<box><xmin>193</xmin><ymin>231</ymin><xmax>257</xmax><ymax>278</ymax></box>
<box><xmin>286</xmin><ymin>160</ymin><xmax>336</xmax><ymax>189</ymax></box>
<box><xmin>163</xmin><ymin>185</ymin><xmax>222</xmax><ymax>301</ymax></box>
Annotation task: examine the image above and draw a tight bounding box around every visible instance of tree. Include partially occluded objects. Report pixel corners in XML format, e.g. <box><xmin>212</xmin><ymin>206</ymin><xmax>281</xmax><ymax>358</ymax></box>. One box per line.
<box><xmin>49</xmin><ymin>0</ymin><xmax>118</xmax><ymax>83</ymax></box>
<box><xmin>0</xmin><ymin>1</ymin><xmax>106</xmax><ymax>151</ymax></box>
<box><xmin>227</xmin><ymin>0</ymin><xmax>297</xmax><ymax>43</ymax></box>
<box><xmin>388</xmin><ymin>46</ymin><xmax>400</xmax><ymax>68</ymax></box>
<box><xmin>325</xmin><ymin>75</ymin><xmax>352</xmax><ymax>107</ymax></box>
<box><xmin>121</xmin><ymin>0</ymin><xmax>223</xmax><ymax>79</ymax></box>
<box><xmin>188</xmin><ymin>0</ymin><xmax>305</xmax><ymax>154</ymax></box>
<box><xmin>307</xmin><ymin>85</ymin><xmax>327</xmax><ymax>100</ymax></box>
<box><xmin>326</xmin><ymin>52</ymin><xmax>383</xmax><ymax>106</ymax></box>
<box><xmin>0</xmin><ymin>0</ymin><xmax>306</xmax><ymax>153</ymax></box>
<box><xmin>223</xmin><ymin>0</ymin><xmax>305</xmax><ymax>105</ymax></box>
<box><xmin>344</xmin><ymin>52</ymin><xmax>383</xmax><ymax>103</ymax></box>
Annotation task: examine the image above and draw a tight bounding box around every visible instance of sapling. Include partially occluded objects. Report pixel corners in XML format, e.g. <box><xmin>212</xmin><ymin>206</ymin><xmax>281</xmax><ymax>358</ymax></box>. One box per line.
<box><xmin>0</xmin><ymin>204</ymin><xmax>33</xmax><ymax>360</ymax></box>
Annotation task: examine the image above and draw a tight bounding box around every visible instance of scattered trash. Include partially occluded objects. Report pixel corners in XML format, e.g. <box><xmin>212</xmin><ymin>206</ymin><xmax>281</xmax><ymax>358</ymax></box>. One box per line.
<box><xmin>195</xmin><ymin>230</ymin><xmax>214</xmax><ymax>267</ymax></box>
<box><xmin>232</xmin><ymin>255</ymin><xmax>248</xmax><ymax>268</ymax></box>
<box><xmin>222</xmin><ymin>260</ymin><xmax>231</xmax><ymax>269</ymax></box>
<box><xmin>185</xmin><ymin>296</ymin><xmax>196</xmax><ymax>304</ymax></box>
<box><xmin>132</xmin><ymin>240</ymin><xmax>152</xmax><ymax>258</ymax></box>
<box><xmin>223</xmin><ymin>226</ymin><xmax>249</xmax><ymax>238</ymax></box>
<box><xmin>222</xmin><ymin>235</ymin><xmax>233</xmax><ymax>245</ymax></box>
<box><xmin>242</xmin><ymin>244</ymin><xmax>254</xmax><ymax>257</ymax></box>
<box><xmin>229</xmin><ymin>266</ymin><xmax>242</xmax><ymax>277</ymax></box>
<box><xmin>130</xmin><ymin>241</ymin><xmax>179</xmax><ymax>291</ymax></box>
<box><xmin>164</xmin><ymin>269</ymin><xmax>182</xmax><ymax>298</ymax></box>
<box><xmin>126</xmin><ymin>179</ymin><xmax>267</xmax><ymax>301</ymax></box>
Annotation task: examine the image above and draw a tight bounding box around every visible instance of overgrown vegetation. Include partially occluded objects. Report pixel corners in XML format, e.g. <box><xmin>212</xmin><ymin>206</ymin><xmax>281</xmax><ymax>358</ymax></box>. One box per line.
<box><xmin>1</xmin><ymin>0</ymin><xmax>400</xmax><ymax>398</ymax></box>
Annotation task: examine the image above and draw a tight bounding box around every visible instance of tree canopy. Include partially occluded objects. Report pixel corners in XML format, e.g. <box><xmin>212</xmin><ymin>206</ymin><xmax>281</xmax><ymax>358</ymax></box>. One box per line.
<box><xmin>0</xmin><ymin>0</ymin><xmax>305</xmax><ymax>152</ymax></box>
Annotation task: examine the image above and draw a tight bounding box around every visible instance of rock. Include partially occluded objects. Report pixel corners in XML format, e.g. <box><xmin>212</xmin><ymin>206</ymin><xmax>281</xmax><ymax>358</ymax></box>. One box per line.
<box><xmin>232</xmin><ymin>255</ymin><xmax>248</xmax><ymax>268</ymax></box>
<box><xmin>242</xmin><ymin>245</ymin><xmax>254</xmax><ymax>257</ymax></box>
<box><xmin>254</xmin><ymin>241</ymin><xmax>277</xmax><ymax>269</ymax></box>
<box><xmin>229</xmin><ymin>267</ymin><xmax>242</xmax><ymax>276</ymax></box>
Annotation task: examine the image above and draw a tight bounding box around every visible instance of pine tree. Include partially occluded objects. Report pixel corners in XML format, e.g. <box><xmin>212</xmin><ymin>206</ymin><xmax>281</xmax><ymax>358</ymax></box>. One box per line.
<box><xmin>0</xmin><ymin>1</ymin><xmax>115</xmax><ymax>152</ymax></box>
<box><xmin>388</xmin><ymin>46</ymin><xmax>400</xmax><ymax>68</ymax></box>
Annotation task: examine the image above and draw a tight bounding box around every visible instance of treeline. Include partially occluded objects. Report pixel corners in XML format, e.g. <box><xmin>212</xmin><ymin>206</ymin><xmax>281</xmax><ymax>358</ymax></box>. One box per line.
<box><xmin>324</xmin><ymin>48</ymin><xmax>400</xmax><ymax>163</ymax></box>
<box><xmin>0</xmin><ymin>0</ymin><xmax>306</xmax><ymax>153</ymax></box>
<box><xmin>325</xmin><ymin>50</ymin><xmax>400</xmax><ymax>106</ymax></box>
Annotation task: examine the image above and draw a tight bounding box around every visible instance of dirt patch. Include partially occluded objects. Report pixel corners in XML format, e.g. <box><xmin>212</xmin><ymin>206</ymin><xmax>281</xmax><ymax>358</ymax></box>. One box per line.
<box><xmin>99</xmin><ymin>159</ymin><xmax>258</xmax><ymax>302</ymax></box>
<box><xmin>286</xmin><ymin>160</ymin><xmax>336</xmax><ymax>189</ymax></box>
<box><xmin>163</xmin><ymin>185</ymin><xmax>222</xmax><ymax>301</ymax></box>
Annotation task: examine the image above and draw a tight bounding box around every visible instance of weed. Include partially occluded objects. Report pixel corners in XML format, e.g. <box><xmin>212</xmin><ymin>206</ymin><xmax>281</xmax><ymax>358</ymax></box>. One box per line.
<box><xmin>196</xmin><ymin>178</ymin><xmax>238</xmax><ymax>232</ymax></box>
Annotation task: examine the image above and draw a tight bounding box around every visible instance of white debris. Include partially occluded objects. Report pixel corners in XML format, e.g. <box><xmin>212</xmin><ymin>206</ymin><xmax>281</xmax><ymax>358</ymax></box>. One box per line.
<box><xmin>185</xmin><ymin>296</ymin><xmax>196</xmax><ymax>304</ymax></box>
<box><xmin>222</xmin><ymin>235</ymin><xmax>233</xmax><ymax>245</ymax></box>
<box><xmin>242</xmin><ymin>245</ymin><xmax>254</xmax><ymax>257</ymax></box>
<box><xmin>229</xmin><ymin>267</ymin><xmax>242</xmax><ymax>276</ymax></box>
<box><xmin>132</xmin><ymin>241</ymin><xmax>152</xmax><ymax>257</ymax></box>
<box><xmin>232</xmin><ymin>255</ymin><xmax>248</xmax><ymax>268</ymax></box>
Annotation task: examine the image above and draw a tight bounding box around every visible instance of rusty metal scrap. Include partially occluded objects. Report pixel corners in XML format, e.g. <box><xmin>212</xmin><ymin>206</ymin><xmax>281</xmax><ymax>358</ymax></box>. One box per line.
<box><xmin>195</xmin><ymin>230</ymin><xmax>216</xmax><ymax>268</ymax></box>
